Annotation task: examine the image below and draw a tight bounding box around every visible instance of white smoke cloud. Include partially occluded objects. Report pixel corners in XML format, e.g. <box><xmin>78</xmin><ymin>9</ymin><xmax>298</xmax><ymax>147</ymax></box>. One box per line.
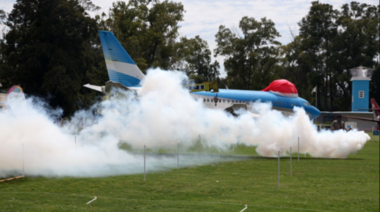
<box><xmin>0</xmin><ymin>69</ymin><xmax>370</xmax><ymax>177</ymax></box>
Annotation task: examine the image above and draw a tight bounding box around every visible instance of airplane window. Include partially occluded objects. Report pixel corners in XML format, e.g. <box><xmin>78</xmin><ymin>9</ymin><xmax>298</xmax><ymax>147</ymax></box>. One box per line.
<box><xmin>232</xmin><ymin>100</ymin><xmax>234</xmax><ymax>103</ymax></box>
<box><xmin>228</xmin><ymin>100</ymin><xmax>230</xmax><ymax>103</ymax></box>
<box><xmin>207</xmin><ymin>99</ymin><xmax>209</xmax><ymax>102</ymax></box>
<box><xmin>223</xmin><ymin>100</ymin><xmax>225</xmax><ymax>103</ymax></box>
<box><xmin>211</xmin><ymin>99</ymin><xmax>213</xmax><ymax>102</ymax></box>
<box><xmin>282</xmin><ymin>102</ymin><xmax>284</xmax><ymax>105</ymax></box>
<box><xmin>204</xmin><ymin>99</ymin><xmax>206</xmax><ymax>102</ymax></box>
<box><xmin>219</xmin><ymin>100</ymin><xmax>221</xmax><ymax>103</ymax></box>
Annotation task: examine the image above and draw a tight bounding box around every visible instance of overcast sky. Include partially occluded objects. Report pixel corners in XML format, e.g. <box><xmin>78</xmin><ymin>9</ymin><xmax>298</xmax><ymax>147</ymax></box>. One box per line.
<box><xmin>0</xmin><ymin>0</ymin><xmax>377</xmax><ymax>76</ymax></box>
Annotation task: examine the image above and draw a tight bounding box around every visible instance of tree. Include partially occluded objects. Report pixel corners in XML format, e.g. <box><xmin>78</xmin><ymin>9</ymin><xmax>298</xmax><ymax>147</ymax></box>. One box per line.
<box><xmin>296</xmin><ymin>1</ymin><xmax>378</xmax><ymax>111</ymax></box>
<box><xmin>214</xmin><ymin>16</ymin><xmax>282</xmax><ymax>90</ymax></box>
<box><xmin>173</xmin><ymin>36</ymin><xmax>219</xmax><ymax>83</ymax></box>
<box><xmin>100</xmin><ymin>0</ymin><xmax>184</xmax><ymax>72</ymax></box>
<box><xmin>0</xmin><ymin>9</ymin><xmax>5</xmax><ymax>23</ymax></box>
<box><xmin>333</xmin><ymin>2</ymin><xmax>379</xmax><ymax>110</ymax></box>
<box><xmin>298</xmin><ymin>1</ymin><xmax>339</xmax><ymax>111</ymax></box>
<box><xmin>280</xmin><ymin>35</ymin><xmax>314</xmax><ymax>102</ymax></box>
<box><xmin>0</xmin><ymin>0</ymin><xmax>98</xmax><ymax>116</ymax></box>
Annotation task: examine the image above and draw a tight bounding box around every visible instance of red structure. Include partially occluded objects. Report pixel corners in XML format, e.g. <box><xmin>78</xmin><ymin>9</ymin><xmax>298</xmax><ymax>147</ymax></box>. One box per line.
<box><xmin>261</xmin><ymin>79</ymin><xmax>298</xmax><ymax>97</ymax></box>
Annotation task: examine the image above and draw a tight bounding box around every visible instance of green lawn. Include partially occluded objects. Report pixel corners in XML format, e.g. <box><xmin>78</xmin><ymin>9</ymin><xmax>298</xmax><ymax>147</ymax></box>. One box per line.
<box><xmin>0</xmin><ymin>135</ymin><xmax>378</xmax><ymax>212</ymax></box>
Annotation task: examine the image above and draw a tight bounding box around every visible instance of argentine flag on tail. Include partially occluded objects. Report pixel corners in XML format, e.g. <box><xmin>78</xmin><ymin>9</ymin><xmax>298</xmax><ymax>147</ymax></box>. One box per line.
<box><xmin>98</xmin><ymin>31</ymin><xmax>145</xmax><ymax>88</ymax></box>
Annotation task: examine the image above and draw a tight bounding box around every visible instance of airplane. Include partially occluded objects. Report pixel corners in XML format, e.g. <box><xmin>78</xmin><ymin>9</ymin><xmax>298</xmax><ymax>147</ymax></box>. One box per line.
<box><xmin>346</xmin><ymin>98</ymin><xmax>380</xmax><ymax>130</ymax></box>
<box><xmin>84</xmin><ymin>31</ymin><xmax>321</xmax><ymax>120</ymax></box>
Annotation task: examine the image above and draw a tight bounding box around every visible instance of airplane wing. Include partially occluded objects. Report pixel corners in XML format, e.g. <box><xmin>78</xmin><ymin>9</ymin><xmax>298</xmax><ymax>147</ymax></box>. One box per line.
<box><xmin>84</xmin><ymin>84</ymin><xmax>104</xmax><ymax>93</ymax></box>
<box><xmin>247</xmin><ymin>111</ymin><xmax>261</xmax><ymax>118</ymax></box>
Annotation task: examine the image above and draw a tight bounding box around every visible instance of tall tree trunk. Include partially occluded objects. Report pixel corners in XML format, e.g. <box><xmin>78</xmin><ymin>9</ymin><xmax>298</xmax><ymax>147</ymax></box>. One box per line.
<box><xmin>330</xmin><ymin>74</ymin><xmax>334</xmax><ymax>111</ymax></box>
<box><xmin>324</xmin><ymin>74</ymin><xmax>328</xmax><ymax>111</ymax></box>
<box><xmin>317</xmin><ymin>85</ymin><xmax>320</xmax><ymax>109</ymax></box>
<box><xmin>150</xmin><ymin>42</ymin><xmax>159</xmax><ymax>65</ymax></box>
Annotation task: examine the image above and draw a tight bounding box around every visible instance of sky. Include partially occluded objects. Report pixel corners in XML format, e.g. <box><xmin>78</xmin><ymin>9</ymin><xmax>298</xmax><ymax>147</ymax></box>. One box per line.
<box><xmin>0</xmin><ymin>0</ymin><xmax>377</xmax><ymax>76</ymax></box>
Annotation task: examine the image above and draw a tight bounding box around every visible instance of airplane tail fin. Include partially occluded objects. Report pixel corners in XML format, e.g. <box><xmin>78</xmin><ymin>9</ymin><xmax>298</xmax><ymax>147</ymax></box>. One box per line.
<box><xmin>370</xmin><ymin>98</ymin><xmax>380</xmax><ymax>119</ymax></box>
<box><xmin>98</xmin><ymin>31</ymin><xmax>145</xmax><ymax>87</ymax></box>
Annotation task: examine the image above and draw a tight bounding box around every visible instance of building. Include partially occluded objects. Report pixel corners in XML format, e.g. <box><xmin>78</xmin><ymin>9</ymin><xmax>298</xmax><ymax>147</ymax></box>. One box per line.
<box><xmin>316</xmin><ymin>66</ymin><xmax>377</xmax><ymax>131</ymax></box>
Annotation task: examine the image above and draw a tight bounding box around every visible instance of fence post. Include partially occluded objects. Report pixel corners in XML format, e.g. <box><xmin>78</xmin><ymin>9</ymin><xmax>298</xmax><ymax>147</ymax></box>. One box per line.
<box><xmin>144</xmin><ymin>145</ymin><xmax>146</xmax><ymax>181</ymax></box>
<box><xmin>290</xmin><ymin>147</ymin><xmax>292</xmax><ymax>177</ymax></box>
<box><xmin>177</xmin><ymin>142</ymin><xmax>179</xmax><ymax>170</ymax></box>
<box><xmin>22</xmin><ymin>143</ymin><xmax>25</xmax><ymax>176</ymax></box>
<box><xmin>199</xmin><ymin>135</ymin><xmax>202</xmax><ymax>154</ymax></box>
<box><xmin>298</xmin><ymin>137</ymin><xmax>300</xmax><ymax>162</ymax></box>
<box><xmin>278</xmin><ymin>150</ymin><xmax>280</xmax><ymax>189</ymax></box>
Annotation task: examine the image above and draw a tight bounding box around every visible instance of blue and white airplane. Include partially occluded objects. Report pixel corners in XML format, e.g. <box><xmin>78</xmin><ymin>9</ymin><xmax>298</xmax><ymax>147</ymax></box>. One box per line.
<box><xmin>84</xmin><ymin>31</ymin><xmax>321</xmax><ymax>120</ymax></box>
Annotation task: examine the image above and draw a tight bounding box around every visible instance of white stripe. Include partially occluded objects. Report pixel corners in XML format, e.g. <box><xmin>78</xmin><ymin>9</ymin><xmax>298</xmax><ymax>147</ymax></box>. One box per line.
<box><xmin>240</xmin><ymin>204</ymin><xmax>248</xmax><ymax>212</ymax></box>
<box><xmin>270</xmin><ymin>90</ymin><xmax>298</xmax><ymax>97</ymax></box>
<box><xmin>86</xmin><ymin>196</ymin><xmax>97</xmax><ymax>204</ymax></box>
<box><xmin>105</xmin><ymin>60</ymin><xmax>145</xmax><ymax>80</ymax></box>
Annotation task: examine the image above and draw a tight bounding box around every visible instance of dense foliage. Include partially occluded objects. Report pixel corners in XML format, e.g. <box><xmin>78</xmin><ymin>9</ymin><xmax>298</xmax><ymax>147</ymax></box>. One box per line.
<box><xmin>0</xmin><ymin>0</ymin><xmax>378</xmax><ymax>115</ymax></box>
<box><xmin>214</xmin><ymin>17</ymin><xmax>282</xmax><ymax>90</ymax></box>
<box><xmin>0</xmin><ymin>0</ymin><xmax>103</xmax><ymax>116</ymax></box>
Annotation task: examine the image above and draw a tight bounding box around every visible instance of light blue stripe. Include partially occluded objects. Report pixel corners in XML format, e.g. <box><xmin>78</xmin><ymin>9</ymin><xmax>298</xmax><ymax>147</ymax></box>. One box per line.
<box><xmin>99</xmin><ymin>31</ymin><xmax>136</xmax><ymax>65</ymax></box>
<box><xmin>108</xmin><ymin>69</ymin><xmax>141</xmax><ymax>87</ymax></box>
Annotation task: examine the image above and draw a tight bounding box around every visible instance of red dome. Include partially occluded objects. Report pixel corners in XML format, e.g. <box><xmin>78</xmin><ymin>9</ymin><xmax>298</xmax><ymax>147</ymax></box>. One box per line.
<box><xmin>261</xmin><ymin>79</ymin><xmax>298</xmax><ymax>97</ymax></box>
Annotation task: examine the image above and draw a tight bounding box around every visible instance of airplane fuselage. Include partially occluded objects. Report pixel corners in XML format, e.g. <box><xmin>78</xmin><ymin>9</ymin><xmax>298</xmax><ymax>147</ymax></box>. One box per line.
<box><xmin>191</xmin><ymin>89</ymin><xmax>320</xmax><ymax>119</ymax></box>
<box><xmin>87</xmin><ymin>31</ymin><xmax>321</xmax><ymax>120</ymax></box>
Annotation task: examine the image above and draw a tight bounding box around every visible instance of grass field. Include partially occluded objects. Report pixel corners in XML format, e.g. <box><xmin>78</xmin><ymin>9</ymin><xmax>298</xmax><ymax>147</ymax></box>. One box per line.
<box><xmin>0</xmin><ymin>134</ymin><xmax>378</xmax><ymax>212</ymax></box>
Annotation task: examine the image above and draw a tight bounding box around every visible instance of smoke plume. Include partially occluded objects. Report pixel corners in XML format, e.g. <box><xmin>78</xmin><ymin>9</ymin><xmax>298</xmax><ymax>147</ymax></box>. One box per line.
<box><xmin>0</xmin><ymin>69</ymin><xmax>370</xmax><ymax>177</ymax></box>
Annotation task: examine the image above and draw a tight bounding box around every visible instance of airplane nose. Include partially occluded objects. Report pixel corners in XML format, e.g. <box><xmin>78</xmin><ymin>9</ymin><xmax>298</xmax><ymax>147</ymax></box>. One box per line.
<box><xmin>310</xmin><ymin>106</ymin><xmax>321</xmax><ymax>119</ymax></box>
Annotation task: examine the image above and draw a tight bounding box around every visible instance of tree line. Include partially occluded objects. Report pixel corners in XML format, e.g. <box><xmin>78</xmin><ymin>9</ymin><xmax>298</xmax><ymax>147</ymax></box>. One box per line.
<box><xmin>0</xmin><ymin>0</ymin><xmax>378</xmax><ymax>116</ymax></box>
